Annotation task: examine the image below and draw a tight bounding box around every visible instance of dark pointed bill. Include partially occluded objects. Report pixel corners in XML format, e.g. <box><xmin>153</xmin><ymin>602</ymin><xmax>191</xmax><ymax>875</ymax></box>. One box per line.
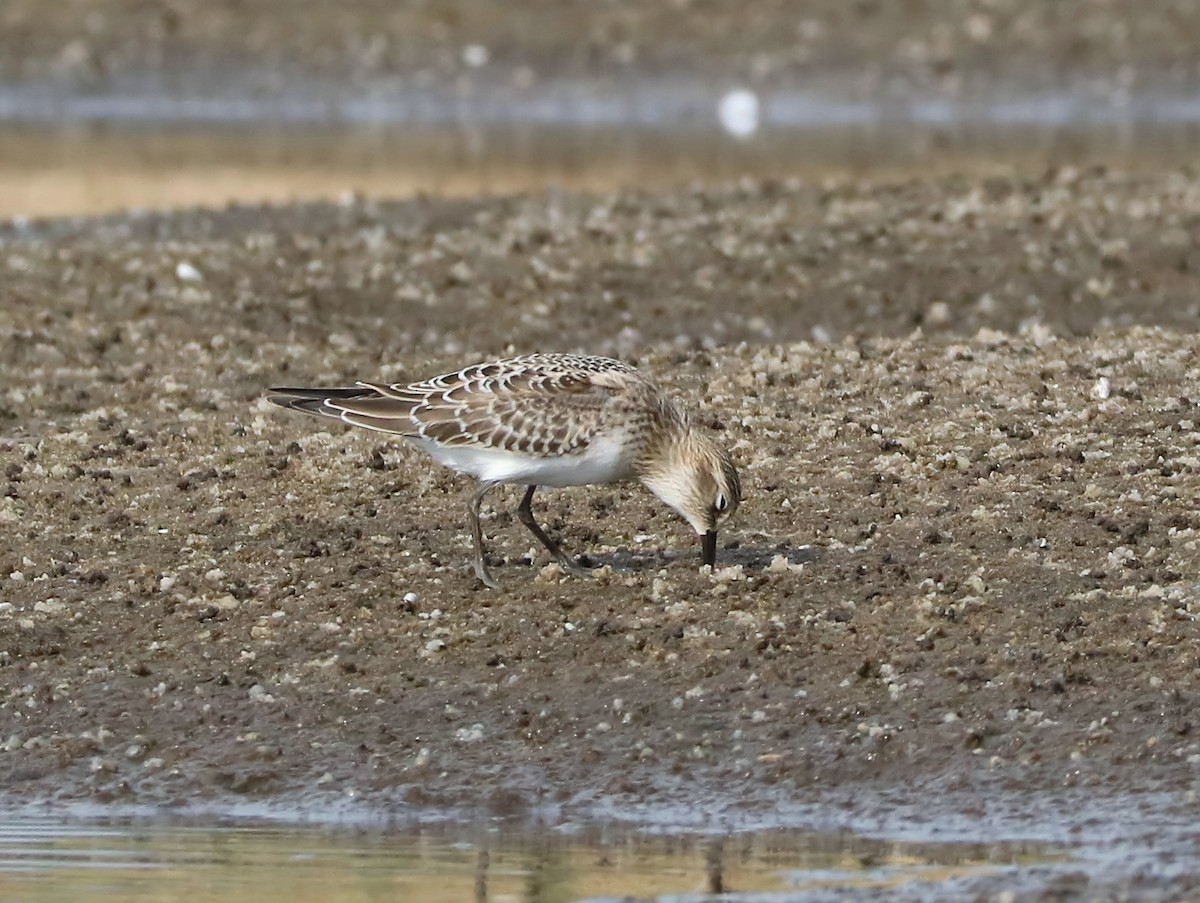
<box><xmin>702</xmin><ymin>531</ymin><xmax>718</xmax><ymax>567</ymax></box>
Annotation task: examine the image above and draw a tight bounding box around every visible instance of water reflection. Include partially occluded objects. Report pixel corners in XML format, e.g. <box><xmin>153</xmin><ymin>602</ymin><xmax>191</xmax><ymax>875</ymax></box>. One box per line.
<box><xmin>0</xmin><ymin>817</ymin><xmax>1060</xmax><ymax>902</ymax></box>
<box><xmin>2</xmin><ymin>110</ymin><xmax>1199</xmax><ymax>219</ymax></box>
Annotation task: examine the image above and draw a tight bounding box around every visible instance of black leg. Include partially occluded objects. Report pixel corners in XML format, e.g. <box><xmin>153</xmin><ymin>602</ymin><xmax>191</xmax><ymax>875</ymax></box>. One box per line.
<box><xmin>516</xmin><ymin>485</ymin><xmax>592</xmax><ymax>577</ymax></box>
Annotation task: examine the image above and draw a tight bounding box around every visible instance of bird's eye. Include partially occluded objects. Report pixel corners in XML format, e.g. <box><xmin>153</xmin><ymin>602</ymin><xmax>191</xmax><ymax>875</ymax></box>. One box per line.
<box><xmin>715</xmin><ymin>493</ymin><xmax>729</xmax><ymax>513</ymax></box>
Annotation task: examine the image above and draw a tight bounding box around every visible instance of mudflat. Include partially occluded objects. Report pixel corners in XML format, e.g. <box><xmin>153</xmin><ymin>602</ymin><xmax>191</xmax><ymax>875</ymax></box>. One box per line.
<box><xmin>2</xmin><ymin>171</ymin><xmax>1199</xmax><ymax>829</ymax></box>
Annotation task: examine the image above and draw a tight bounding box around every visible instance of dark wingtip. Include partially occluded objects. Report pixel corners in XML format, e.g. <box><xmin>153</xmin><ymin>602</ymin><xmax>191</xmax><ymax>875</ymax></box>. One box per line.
<box><xmin>265</xmin><ymin>395</ymin><xmax>328</xmax><ymax>416</ymax></box>
<box><xmin>267</xmin><ymin>386</ymin><xmax>364</xmax><ymax>399</ymax></box>
<box><xmin>264</xmin><ymin>386</ymin><xmax>373</xmax><ymax>416</ymax></box>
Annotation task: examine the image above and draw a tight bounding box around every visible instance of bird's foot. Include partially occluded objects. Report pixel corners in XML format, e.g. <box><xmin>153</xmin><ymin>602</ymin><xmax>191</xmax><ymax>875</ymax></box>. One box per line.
<box><xmin>473</xmin><ymin>560</ymin><xmax>501</xmax><ymax>590</ymax></box>
<box><xmin>557</xmin><ymin>556</ymin><xmax>595</xmax><ymax>579</ymax></box>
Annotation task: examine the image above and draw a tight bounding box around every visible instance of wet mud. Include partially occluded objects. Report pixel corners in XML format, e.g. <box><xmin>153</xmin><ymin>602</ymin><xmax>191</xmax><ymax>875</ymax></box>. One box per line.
<box><xmin>2</xmin><ymin>171</ymin><xmax>1200</xmax><ymax>896</ymax></box>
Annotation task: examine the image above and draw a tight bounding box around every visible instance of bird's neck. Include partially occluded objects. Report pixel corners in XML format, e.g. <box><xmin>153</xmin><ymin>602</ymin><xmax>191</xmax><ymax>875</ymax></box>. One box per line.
<box><xmin>633</xmin><ymin>404</ymin><xmax>693</xmax><ymax>480</ymax></box>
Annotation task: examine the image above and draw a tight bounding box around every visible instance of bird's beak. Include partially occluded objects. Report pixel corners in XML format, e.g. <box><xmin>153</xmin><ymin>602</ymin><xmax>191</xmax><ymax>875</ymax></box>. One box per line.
<box><xmin>702</xmin><ymin>531</ymin><xmax>718</xmax><ymax>567</ymax></box>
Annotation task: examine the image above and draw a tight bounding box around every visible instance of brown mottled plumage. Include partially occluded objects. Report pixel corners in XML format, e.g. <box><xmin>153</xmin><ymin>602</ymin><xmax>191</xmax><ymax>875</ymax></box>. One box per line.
<box><xmin>268</xmin><ymin>353</ymin><xmax>741</xmax><ymax>588</ymax></box>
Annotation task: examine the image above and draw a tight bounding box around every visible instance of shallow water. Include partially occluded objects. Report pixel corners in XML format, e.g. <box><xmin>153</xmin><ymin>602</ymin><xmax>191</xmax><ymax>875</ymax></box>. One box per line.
<box><xmin>3</xmin><ymin>80</ymin><xmax>1200</xmax><ymax>218</ymax></box>
<box><xmin>0</xmin><ymin>817</ymin><xmax>1058</xmax><ymax>902</ymax></box>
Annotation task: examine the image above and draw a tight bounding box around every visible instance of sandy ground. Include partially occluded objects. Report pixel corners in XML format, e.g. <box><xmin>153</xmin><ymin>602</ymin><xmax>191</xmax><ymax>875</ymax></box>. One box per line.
<box><xmin>2</xmin><ymin>171</ymin><xmax>1200</xmax><ymax>896</ymax></box>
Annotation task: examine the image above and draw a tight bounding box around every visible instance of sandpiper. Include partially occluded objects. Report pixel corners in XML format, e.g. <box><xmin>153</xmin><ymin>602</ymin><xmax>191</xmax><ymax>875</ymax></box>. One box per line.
<box><xmin>267</xmin><ymin>353</ymin><xmax>742</xmax><ymax>588</ymax></box>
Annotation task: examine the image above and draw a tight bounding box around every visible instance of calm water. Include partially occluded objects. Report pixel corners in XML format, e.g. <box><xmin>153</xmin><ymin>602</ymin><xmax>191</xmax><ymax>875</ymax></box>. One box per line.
<box><xmin>3</xmin><ymin>81</ymin><xmax>1200</xmax><ymax>218</ymax></box>
<box><xmin>0</xmin><ymin>817</ymin><xmax>1057</xmax><ymax>902</ymax></box>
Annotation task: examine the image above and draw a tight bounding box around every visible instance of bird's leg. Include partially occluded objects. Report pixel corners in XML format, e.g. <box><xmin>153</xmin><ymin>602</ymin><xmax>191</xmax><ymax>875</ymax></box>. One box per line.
<box><xmin>516</xmin><ymin>485</ymin><xmax>592</xmax><ymax>577</ymax></box>
<box><xmin>468</xmin><ymin>481</ymin><xmax>502</xmax><ymax>589</ymax></box>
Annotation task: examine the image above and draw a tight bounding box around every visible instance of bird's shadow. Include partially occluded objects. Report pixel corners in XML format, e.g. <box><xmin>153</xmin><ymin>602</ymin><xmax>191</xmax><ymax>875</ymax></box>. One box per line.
<box><xmin>577</xmin><ymin>541</ymin><xmax>817</xmax><ymax>574</ymax></box>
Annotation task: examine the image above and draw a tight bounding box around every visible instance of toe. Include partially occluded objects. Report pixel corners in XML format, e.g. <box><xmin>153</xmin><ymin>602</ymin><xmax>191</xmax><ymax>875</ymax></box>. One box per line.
<box><xmin>562</xmin><ymin>559</ymin><xmax>594</xmax><ymax>579</ymax></box>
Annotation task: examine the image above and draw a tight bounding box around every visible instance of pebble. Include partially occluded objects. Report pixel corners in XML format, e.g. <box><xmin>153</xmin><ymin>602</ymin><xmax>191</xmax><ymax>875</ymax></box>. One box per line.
<box><xmin>248</xmin><ymin>685</ymin><xmax>276</xmax><ymax>703</ymax></box>
<box><xmin>454</xmin><ymin>724</ymin><xmax>486</xmax><ymax>743</ymax></box>
<box><xmin>175</xmin><ymin>262</ymin><xmax>203</xmax><ymax>282</ymax></box>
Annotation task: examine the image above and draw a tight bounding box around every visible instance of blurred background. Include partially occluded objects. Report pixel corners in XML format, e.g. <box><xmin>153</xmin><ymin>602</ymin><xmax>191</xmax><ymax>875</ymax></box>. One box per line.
<box><xmin>2</xmin><ymin>0</ymin><xmax>1199</xmax><ymax>218</ymax></box>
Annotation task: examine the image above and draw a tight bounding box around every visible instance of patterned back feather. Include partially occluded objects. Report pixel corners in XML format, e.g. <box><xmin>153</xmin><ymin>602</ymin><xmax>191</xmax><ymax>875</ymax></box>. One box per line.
<box><xmin>269</xmin><ymin>353</ymin><xmax>657</xmax><ymax>458</ymax></box>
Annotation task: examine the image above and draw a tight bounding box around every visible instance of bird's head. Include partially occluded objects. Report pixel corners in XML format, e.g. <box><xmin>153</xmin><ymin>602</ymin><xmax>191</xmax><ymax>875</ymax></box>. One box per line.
<box><xmin>639</xmin><ymin>430</ymin><xmax>742</xmax><ymax>567</ymax></box>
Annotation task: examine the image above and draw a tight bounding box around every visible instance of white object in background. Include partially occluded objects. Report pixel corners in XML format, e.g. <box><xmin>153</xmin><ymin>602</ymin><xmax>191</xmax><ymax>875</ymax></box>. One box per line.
<box><xmin>718</xmin><ymin>89</ymin><xmax>761</xmax><ymax>139</ymax></box>
<box><xmin>462</xmin><ymin>44</ymin><xmax>490</xmax><ymax>68</ymax></box>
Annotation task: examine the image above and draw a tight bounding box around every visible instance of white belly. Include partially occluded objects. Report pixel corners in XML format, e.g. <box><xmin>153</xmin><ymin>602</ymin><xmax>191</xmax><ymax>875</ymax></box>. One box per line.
<box><xmin>411</xmin><ymin>434</ymin><xmax>635</xmax><ymax>487</ymax></box>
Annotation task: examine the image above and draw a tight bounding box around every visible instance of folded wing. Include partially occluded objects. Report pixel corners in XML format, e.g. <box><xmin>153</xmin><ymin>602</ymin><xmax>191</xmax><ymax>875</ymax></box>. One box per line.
<box><xmin>269</xmin><ymin>359</ymin><xmax>636</xmax><ymax>457</ymax></box>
